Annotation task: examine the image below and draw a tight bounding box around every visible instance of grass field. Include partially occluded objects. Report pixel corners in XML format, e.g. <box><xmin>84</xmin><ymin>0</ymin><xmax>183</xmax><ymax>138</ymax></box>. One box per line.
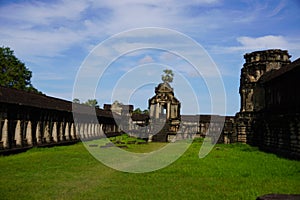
<box><xmin>0</xmin><ymin>139</ymin><xmax>299</xmax><ymax>199</ymax></box>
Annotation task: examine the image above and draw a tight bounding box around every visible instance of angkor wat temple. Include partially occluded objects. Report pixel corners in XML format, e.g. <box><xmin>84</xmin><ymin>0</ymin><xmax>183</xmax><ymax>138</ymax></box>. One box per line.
<box><xmin>0</xmin><ymin>49</ymin><xmax>299</xmax><ymax>159</ymax></box>
<box><xmin>236</xmin><ymin>49</ymin><xmax>300</xmax><ymax>159</ymax></box>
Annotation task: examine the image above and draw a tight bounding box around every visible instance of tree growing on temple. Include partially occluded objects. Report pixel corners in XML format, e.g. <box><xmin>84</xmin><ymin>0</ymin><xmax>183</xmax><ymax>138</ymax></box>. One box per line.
<box><xmin>84</xmin><ymin>99</ymin><xmax>99</xmax><ymax>107</ymax></box>
<box><xmin>0</xmin><ymin>46</ymin><xmax>39</xmax><ymax>93</ymax></box>
<box><xmin>161</xmin><ymin>69</ymin><xmax>174</xmax><ymax>83</ymax></box>
<box><xmin>72</xmin><ymin>98</ymin><xmax>81</xmax><ymax>104</ymax></box>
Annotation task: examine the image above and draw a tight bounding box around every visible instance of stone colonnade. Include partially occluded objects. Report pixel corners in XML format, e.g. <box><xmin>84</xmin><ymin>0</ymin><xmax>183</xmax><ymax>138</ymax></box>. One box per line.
<box><xmin>0</xmin><ymin>103</ymin><xmax>118</xmax><ymax>150</ymax></box>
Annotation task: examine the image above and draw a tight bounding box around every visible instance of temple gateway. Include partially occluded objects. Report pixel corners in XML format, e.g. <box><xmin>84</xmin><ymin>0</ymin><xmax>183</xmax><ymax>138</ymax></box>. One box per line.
<box><xmin>148</xmin><ymin>82</ymin><xmax>181</xmax><ymax>142</ymax></box>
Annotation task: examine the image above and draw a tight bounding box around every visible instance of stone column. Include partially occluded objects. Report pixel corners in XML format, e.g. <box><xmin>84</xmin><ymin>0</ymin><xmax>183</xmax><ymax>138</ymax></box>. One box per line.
<box><xmin>65</xmin><ymin>122</ymin><xmax>70</xmax><ymax>141</ymax></box>
<box><xmin>84</xmin><ymin>123</ymin><xmax>88</xmax><ymax>139</ymax></box>
<box><xmin>167</xmin><ymin>103</ymin><xmax>171</xmax><ymax>119</ymax></box>
<box><xmin>52</xmin><ymin>122</ymin><xmax>58</xmax><ymax>142</ymax></box>
<box><xmin>78</xmin><ymin>123</ymin><xmax>85</xmax><ymax>139</ymax></box>
<box><xmin>15</xmin><ymin>120</ymin><xmax>22</xmax><ymax>147</ymax></box>
<box><xmin>94</xmin><ymin>124</ymin><xmax>99</xmax><ymax>137</ymax></box>
<box><xmin>1</xmin><ymin>119</ymin><xmax>9</xmax><ymax>148</ymax></box>
<box><xmin>44</xmin><ymin>122</ymin><xmax>51</xmax><ymax>143</ymax></box>
<box><xmin>88</xmin><ymin>123</ymin><xmax>92</xmax><ymax>138</ymax></box>
<box><xmin>155</xmin><ymin>103</ymin><xmax>160</xmax><ymax>118</ymax></box>
<box><xmin>100</xmin><ymin>124</ymin><xmax>104</xmax><ymax>137</ymax></box>
<box><xmin>59</xmin><ymin>122</ymin><xmax>64</xmax><ymax>141</ymax></box>
<box><xmin>36</xmin><ymin>122</ymin><xmax>42</xmax><ymax>144</ymax></box>
<box><xmin>26</xmin><ymin>121</ymin><xmax>33</xmax><ymax>146</ymax></box>
<box><xmin>114</xmin><ymin>124</ymin><xmax>117</xmax><ymax>132</ymax></box>
<box><xmin>70</xmin><ymin>123</ymin><xmax>76</xmax><ymax>140</ymax></box>
<box><xmin>92</xmin><ymin>123</ymin><xmax>97</xmax><ymax>137</ymax></box>
<box><xmin>75</xmin><ymin>123</ymin><xmax>79</xmax><ymax>139</ymax></box>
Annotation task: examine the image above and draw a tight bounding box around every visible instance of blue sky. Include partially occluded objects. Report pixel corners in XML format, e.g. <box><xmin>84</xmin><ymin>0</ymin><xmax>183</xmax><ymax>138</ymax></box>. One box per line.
<box><xmin>0</xmin><ymin>0</ymin><xmax>300</xmax><ymax>115</ymax></box>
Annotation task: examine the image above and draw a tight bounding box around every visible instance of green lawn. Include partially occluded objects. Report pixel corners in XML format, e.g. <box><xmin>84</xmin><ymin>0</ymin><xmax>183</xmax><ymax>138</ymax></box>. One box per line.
<box><xmin>0</xmin><ymin>139</ymin><xmax>299</xmax><ymax>199</ymax></box>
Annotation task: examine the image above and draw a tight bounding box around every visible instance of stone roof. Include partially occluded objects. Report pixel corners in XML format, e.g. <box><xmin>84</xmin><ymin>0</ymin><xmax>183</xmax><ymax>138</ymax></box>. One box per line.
<box><xmin>260</xmin><ymin>58</ymin><xmax>300</xmax><ymax>83</ymax></box>
<box><xmin>0</xmin><ymin>86</ymin><xmax>113</xmax><ymax>118</ymax></box>
<box><xmin>0</xmin><ymin>86</ymin><xmax>72</xmax><ymax>111</ymax></box>
<box><xmin>155</xmin><ymin>82</ymin><xmax>173</xmax><ymax>94</ymax></box>
<box><xmin>244</xmin><ymin>49</ymin><xmax>291</xmax><ymax>64</ymax></box>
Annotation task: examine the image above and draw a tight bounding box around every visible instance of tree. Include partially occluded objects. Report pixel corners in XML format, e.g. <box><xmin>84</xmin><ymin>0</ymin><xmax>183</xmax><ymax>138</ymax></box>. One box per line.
<box><xmin>83</xmin><ymin>99</ymin><xmax>98</xmax><ymax>107</ymax></box>
<box><xmin>142</xmin><ymin>109</ymin><xmax>149</xmax><ymax>115</ymax></box>
<box><xmin>0</xmin><ymin>46</ymin><xmax>39</xmax><ymax>92</ymax></box>
<box><xmin>132</xmin><ymin>108</ymin><xmax>149</xmax><ymax>115</ymax></box>
<box><xmin>133</xmin><ymin>108</ymin><xmax>142</xmax><ymax>114</ymax></box>
<box><xmin>72</xmin><ymin>98</ymin><xmax>81</xmax><ymax>104</ymax></box>
<box><xmin>161</xmin><ymin>69</ymin><xmax>174</xmax><ymax>83</ymax></box>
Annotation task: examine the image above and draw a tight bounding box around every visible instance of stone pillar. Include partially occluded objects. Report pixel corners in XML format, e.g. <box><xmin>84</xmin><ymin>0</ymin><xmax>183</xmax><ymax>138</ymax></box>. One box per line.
<box><xmin>75</xmin><ymin>123</ymin><xmax>79</xmax><ymax>138</ymax></box>
<box><xmin>155</xmin><ymin>103</ymin><xmax>160</xmax><ymax>118</ymax></box>
<box><xmin>76</xmin><ymin>123</ymin><xmax>81</xmax><ymax>139</ymax></box>
<box><xmin>148</xmin><ymin>134</ymin><xmax>153</xmax><ymax>142</ymax></box>
<box><xmin>26</xmin><ymin>121</ymin><xmax>33</xmax><ymax>146</ymax></box>
<box><xmin>78</xmin><ymin>123</ymin><xmax>85</xmax><ymax>139</ymax></box>
<box><xmin>167</xmin><ymin>103</ymin><xmax>171</xmax><ymax>119</ymax></box>
<box><xmin>15</xmin><ymin>120</ymin><xmax>22</xmax><ymax>147</ymax></box>
<box><xmin>100</xmin><ymin>124</ymin><xmax>104</xmax><ymax>137</ymax></box>
<box><xmin>84</xmin><ymin>123</ymin><xmax>88</xmax><ymax>139</ymax></box>
<box><xmin>113</xmin><ymin>124</ymin><xmax>117</xmax><ymax>132</ymax></box>
<box><xmin>70</xmin><ymin>123</ymin><xmax>76</xmax><ymax>140</ymax></box>
<box><xmin>36</xmin><ymin>122</ymin><xmax>42</xmax><ymax>144</ymax></box>
<box><xmin>65</xmin><ymin>122</ymin><xmax>70</xmax><ymax>141</ymax></box>
<box><xmin>52</xmin><ymin>122</ymin><xmax>58</xmax><ymax>142</ymax></box>
<box><xmin>1</xmin><ymin>119</ymin><xmax>9</xmax><ymax>148</ymax></box>
<box><xmin>85</xmin><ymin>123</ymin><xmax>89</xmax><ymax>138</ymax></box>
<box><xmin>93</xmin><ymin>123</ymin><xmax>97</xmax><ymax>137</ymax></box>
<box><xmin>95</xmin><ymin>124</ymin><xmax>99</xmax><ymax>137</ymax></box>
<box><xmin>59</xmin><ymin>122</ymin><xmax>64</xmax><ymax>141</ymax></box>
<box><xmin>44</xmin><ymin>122</ymin><xmax>51</xmax><ymax>143</ymax></box>
<box><xmin>88</xmin><ymin>123</ymin><xmax>92</xmax><ymax>138</ymax></box>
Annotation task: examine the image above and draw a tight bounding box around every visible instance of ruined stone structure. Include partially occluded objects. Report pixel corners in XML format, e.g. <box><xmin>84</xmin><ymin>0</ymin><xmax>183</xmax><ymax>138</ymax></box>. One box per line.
<box><xmin>0</xmin><ymin>86</ymin><xmax>117</xmax><ymax>152</ymax></box>
<box><xmin>235</xmin><ymin>49</ymin><xmax>291</xmax><ymax>143</ymax></box>
<box><xmin>0</xmin><ymin>81</ymin><xmax>236</xmax><ymax>154</ymax></box>
<box><xmin>236</xmin><ymin>49</ymin><xmax>300</xmax><ymax>159</ymax></box>
<box><xmin>7</xmin><ymin>49</ymin><xmax>299</xmax><ymax>155</ymax></box>
<box><xmin>148</xmin><ymin>82</ymin><xmax>181</xmax><ymax>142</ymax></box>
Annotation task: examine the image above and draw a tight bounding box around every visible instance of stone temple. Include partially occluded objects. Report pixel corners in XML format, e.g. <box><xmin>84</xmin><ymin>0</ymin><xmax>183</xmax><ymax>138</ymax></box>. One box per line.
<box><xmin>148</xmin><ymin>81</ymin><xmax>181</xmax><ymax>142</ymax></box>
<box><xmin>235</xmin><ymin>49</ymin><xmax>300</xmax><ymax>159</ymax></box>
<box><xmin>0</xmin><ymin>49</ymin><xmax>299</xmax><ymax>159</ymax></box>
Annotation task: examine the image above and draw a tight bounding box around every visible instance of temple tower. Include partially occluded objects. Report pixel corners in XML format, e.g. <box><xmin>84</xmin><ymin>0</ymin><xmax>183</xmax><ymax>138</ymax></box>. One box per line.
<box><xmin>148</xmin><ymin>82</ymin><xmax>181</xmax><ymax>142</ymax></box>
<box><xmin>236</xmin><ymin>49</ymin><xmax>291</xmax><ymax>143</ymax></box>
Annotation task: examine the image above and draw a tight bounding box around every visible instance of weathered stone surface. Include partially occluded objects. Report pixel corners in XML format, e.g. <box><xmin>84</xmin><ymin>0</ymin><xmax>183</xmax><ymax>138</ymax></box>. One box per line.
<box><xmin>236</xmin><ymin>49</ymin><xmax>300</xmax><ymax>159</ymax></box>
<box><xmin>148</xmin><ymin>82</ymin><xmax>181</xmax><ymax>142</ymax></box>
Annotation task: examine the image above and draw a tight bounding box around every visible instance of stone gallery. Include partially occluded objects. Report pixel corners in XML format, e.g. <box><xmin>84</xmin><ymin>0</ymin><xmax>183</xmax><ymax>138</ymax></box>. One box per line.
<box><xmin>0</xmin><ymin>49</ymin><xmax>299</xmax><ymax>159</ymax></box>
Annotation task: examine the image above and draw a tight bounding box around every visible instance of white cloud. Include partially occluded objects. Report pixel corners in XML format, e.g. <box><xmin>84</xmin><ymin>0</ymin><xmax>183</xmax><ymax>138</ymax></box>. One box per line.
<box><xmin>0</xmin><ymin>0</ymin><xmax>225</xmax><ymax>60</ymax></box>
<box><xmin>138</xmin><ymin>55</ymin><xmax>154</xmax><ymax>64</ymax></box>
<box><xmin>236</xmin><ymin>35</ymin><xmax>288</xmax><ymax>50</ymax></box>
<box><xmin>213</xmin><ymin>35</ymin><xmax>300</xmax><ymax>56</ymax></box>
<box><xmin>0</xmin><ymin>0</ymin><xmax>88</xmax><ymax>25</ymax></box>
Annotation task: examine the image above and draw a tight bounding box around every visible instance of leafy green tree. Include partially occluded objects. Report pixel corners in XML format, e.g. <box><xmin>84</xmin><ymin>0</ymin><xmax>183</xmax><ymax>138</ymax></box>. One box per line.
<box><xmin>0</xmin><ymin>46</ymin><xmax>39</xmax><ymax>92</ymax></box>
<box><xmin>133</xmin><ymin>108</ymin><xmax>142</xmax><ymax>114</ymax></box>
<box><xmin>72</xmin><ymin>98</ymin><xmax>81</xmax><ymax>104</ymax></box>
<box><xmin>132</xmin><ymin>108</ymin><xmax>149</xmax><ymax>114</ymax></box>
<box><xmin>142</xmin><ymin>109</ymin><xmax>149</xmax><ymax>115</ymax></box>
<box><xmin>84</xmin><ymin>99</ymin><xmax>98</xmax><ymax>107</ymax></box>
<box><xmin>161</xmin><ymin>69</ymin><xmax>174</xmax><ymax>83</ymax></box>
